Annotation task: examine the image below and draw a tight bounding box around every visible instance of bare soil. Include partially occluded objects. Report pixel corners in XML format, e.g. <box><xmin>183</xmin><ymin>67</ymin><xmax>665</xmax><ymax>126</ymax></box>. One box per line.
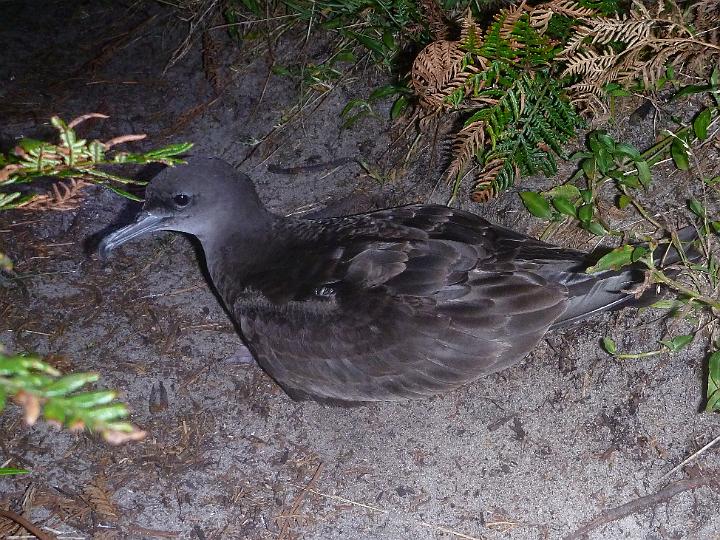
<box><xmin>1</xmin><ymin>2</ymin><xmax>719</xmax><ymax>539</ymax></box>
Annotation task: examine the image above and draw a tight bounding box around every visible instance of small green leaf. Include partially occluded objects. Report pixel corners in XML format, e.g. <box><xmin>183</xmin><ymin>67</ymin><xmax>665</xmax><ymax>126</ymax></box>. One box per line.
<box><xmin>581</xmin><ymin>157</ymin><xmax>597</xmax><ymax>180</ymax></box>
<box><xmin>688</xmin><ymin>198</ymin><xmax>706</xmax><ymax>218</ymax></box>
<box><xmin>673</xmin><ymin>84</ymin><xmax>711</xmax><ymax>99</ymax></box>
<box><xmin>620</xmin><ymin>175</ymin><xmax>640</xmax><ymax>189</ymax></box>
<box><xmin>635</xmin><ymin>161</ymin><xmax>651</xmax><ymax>187</ymax></box>
<box><xmin>551</xmin><ymin>196</ymin><xmax>576</xmax><ymax>217</ymax></box>
<box><xmin>0</xmin><ymin>467</ymin><xmax>30</xmax><ymax>476</ymax></box>
<box><xmin>369</xmin><ymin>84</ymin><xmax>401</xmax><ymax>101</ymax></box>
<box><xmin>614</xmin><ymin>143</ymin><xmax>642</xmax><ymax>161</ymax></box>
<box><xmin>347</xmin><ymin>31</ymin><xmax>385</xmax><ymax>56</ymax></box>
<box><xmin>618</xmin><ymin>194</ymin><xmax>631</xmax><ymax>210</ymax></box>
<box><xmin>382</xmin><ymin>30</ymin><xmax>395</xmax><ymax>50</ymax></box>
<box><xmin>578</xmin><ymin>203</ymin><xmax>594</xmax><ymax>223</ymax></box>
<box><xmin>340</xmin><ymin>98</ymin><xmax>369</xmax><ymax>118</ymax></box>
<box><xmin>671</xmin><ymin>139</ymin><xmax>690</xmax><ymax>170</ymax></box>
<box><xmin>271</xmin><ymin>65</ymin><xmax>292</xmax><ymax>76</ymax></box>
<box><xmin>706</xmin><ymin>350</ymin><xmax>720</xmax><ymax>412</ymax></box>
<box><xmin>583</xmin><ymin>221</ymin><xmax>607</xmax><ymax>237</ymax></box>
<box><xmin>660</xmin><ymin>334</ymin><xmax>694</xmax><ymax>353</ymax></box>
<box><xmin>368</xmin><ymin>84</ymin><xmax>401</xmax><ymax>101</ymax></box>
<box><xmin>602</xmin><ymin>337</ymin><xmax>617</xmax><ymax>355</ymax></box>
<box><xmin>595</xmin><ymin>148</ymin><xmax>612</xmax><ymax>175</ymax></box>
<box><xmin>631</xmin><ymin>246</ymin><xmax>648</xmax><ymax>262</ymax></box>
<box><xmin>693</xmin><ymin>108</ymin><xmax>712</xmax><ymax>140</ymax></box>
<box><xmin>604</xmin><ymin>83</ymin><xmax>631</xmax><ymax>97</ymax></box>
<box><xmin>334</xmin><ymin>51</ymin><xmax>355</xmax><ymax>63</ymax></box>
<box><xmin>43</xmin><ymin>373</ymin><xmax>99</xmax><ymax>397</ymax></box>
<box><xmin>17</xmin><ymin>138</ymin><xmax>46</xmax><ymax>153</ymax></box>
<box><xmin>650</xmin><ymin>299</ymin><xmax>686</xmax><ymax>310</ymax></box>
<box><xmin>520</xmin><ymin>192</ymin><xmax>552</xmax><ymax>219</ymax></box>
<box><xmin>596</xmin><ymin>132</ymin><xmax>616</xmax><ymax>151</ymax></box>
<box><xmin>580</xmin><ymin>189</ymin><xmax>593</xmax><ymax>204</ymax></box>
<box><xmin>587</xmin><ymin>245</ymin><xmax>634</xmax><ymax>273</ymax></box>
<box><xmin>547</xmin><ymin>184</ymin><xmax>581</xmax><ymax>200</ymax></box>
<box><xmin>390</xmin><ymin>96</ymin><xmax>409</xmax><ymax>120</ymax></box>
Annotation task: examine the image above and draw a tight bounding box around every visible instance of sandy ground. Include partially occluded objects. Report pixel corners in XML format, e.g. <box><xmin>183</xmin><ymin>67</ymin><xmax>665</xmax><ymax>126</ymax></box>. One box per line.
<box><xmin>1</xmin><ymin>2</ymin><xmax>719</xmax><ymax>539</ymax></box>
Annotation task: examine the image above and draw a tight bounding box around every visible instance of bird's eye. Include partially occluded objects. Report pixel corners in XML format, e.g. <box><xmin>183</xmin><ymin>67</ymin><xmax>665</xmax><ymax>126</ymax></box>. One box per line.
<box><xmin>173</xmin><ymin>194</ymin><xmax>191</xmax><ymax>207</ymax></box>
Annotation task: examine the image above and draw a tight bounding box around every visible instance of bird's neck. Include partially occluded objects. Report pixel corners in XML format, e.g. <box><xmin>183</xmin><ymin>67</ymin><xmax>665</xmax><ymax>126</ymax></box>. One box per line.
<box><xmin>200</xmin><ymin>214</ymin><xmax>302</xmax><ymax>307</ymax></box>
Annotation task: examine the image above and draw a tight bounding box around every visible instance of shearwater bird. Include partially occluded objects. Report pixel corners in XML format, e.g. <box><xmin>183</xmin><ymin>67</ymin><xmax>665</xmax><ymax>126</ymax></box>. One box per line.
<box><xmin>99</xmin><ymin>157</ymin><xmax>679</xmax><ymax>403</ymax></box>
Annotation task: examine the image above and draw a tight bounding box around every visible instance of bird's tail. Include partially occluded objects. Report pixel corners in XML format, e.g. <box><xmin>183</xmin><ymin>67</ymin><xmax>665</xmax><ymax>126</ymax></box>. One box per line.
<box><xmin>549</xmin><ymin>227</ymin><xmax>699</xmax><ymax>330</ymax></box>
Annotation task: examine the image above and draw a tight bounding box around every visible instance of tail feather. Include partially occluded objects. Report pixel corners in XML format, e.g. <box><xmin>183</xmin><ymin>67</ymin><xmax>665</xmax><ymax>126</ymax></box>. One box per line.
<box><xmin>548</xmin><ymin>227</ymin><xmax>699</xmax><ymax>330</ymax></box>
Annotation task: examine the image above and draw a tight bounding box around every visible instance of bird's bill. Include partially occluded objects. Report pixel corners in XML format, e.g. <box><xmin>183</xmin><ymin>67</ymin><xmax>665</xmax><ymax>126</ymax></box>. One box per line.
<box><xmin>98</xmin><ymin>212</ymin><xmax>169</xmax><ymax>260</ymax></box>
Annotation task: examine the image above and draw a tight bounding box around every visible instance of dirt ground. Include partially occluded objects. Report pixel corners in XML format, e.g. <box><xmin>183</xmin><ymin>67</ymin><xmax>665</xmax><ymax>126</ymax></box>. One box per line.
<box><xmin>1</xmin><ymin>2</ymin><xmax>719</xmax><ymax>539</ymax></box>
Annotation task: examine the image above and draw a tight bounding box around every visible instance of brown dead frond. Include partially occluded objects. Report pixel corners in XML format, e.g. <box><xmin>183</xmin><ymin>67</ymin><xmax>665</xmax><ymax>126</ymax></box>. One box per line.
<box><xmin>446</xmin><ymin>121</ymin><xmax>486</xmax><ymax>182</ymax></box>
<box><xmin>471</xmin><ymin>159</ymin><xmax>513</xmax><ymax>202</ymax></box>
<box><xmin>84</xmin><ymin>476</ymin><xmax>119</xmax><ymax>523</ymax></box>
<box><xmin>202</xmin><ymin>30</ymin><xmax>221</xmax><ymax>94</ymax></box>
<box><xmin>411</xmin><ymin>40</ymin><xmax>467</xmax><ymax>110</ymax></box>
<box><xmin>499</xmin><ymin>1</ymin><xmax>529</xmax><ymax>42</ymax></box>
<box><xmin>560</xmin><ymin>1</ymin><xmax>720</xmax><ymax>110</ymax></box>
<box><xmin>21</xmin><ymin>179</ymin><xmax>89</xmax><ymax>211</ymax></box>
<box><xmin>419</xmin><ymin>0</ymin><xmax>451</xmax><ymax>40</ymax></box>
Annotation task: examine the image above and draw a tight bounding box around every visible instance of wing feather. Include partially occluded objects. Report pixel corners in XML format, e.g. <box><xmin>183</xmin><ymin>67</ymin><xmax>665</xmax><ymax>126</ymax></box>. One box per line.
<box><xmin>228</xmin><ymin>205</ymin><xmax>580</xmax><ymax>402</ymax></box>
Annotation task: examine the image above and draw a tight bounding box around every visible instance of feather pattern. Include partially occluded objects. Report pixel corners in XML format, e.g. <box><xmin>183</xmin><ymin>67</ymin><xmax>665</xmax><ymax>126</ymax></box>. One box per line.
<box><xmin>220</xmin><ymin>204</ymin><xmax>629</xmax><ymax>403</ymax></box>
<box><xmin>100</xmin><ymin>159</ymin><xmax>671</xmax><ymax>404</ymax></box>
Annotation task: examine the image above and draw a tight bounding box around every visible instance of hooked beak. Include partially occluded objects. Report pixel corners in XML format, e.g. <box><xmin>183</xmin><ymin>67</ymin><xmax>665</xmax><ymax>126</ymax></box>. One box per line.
<box><xmin>98</xmin><ymin>212</ymin><xmax>170</xmax><ymax>261</ymax></box>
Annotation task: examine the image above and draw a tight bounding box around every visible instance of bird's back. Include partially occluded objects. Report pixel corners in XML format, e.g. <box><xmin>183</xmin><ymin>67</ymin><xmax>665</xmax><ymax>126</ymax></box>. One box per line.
<box><xmin>222</xmin><ymin>204</ymin><xmax>624</xmax><ymax>403</ymax></box>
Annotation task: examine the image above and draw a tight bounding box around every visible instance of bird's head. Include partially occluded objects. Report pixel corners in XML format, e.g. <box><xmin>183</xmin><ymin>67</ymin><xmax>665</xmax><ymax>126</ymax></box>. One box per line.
<box><xmin>99</xmin><ymin>157</ymin><xmax>271</xmax><ymax>259</ymax></box>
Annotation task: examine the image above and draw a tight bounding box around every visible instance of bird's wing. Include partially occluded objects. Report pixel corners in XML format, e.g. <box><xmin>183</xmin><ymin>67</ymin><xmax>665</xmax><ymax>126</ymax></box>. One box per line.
<box><xmin>235</xmin><ymin>205</ymin><xmax>569</xmax><ymax>403</ymax></box>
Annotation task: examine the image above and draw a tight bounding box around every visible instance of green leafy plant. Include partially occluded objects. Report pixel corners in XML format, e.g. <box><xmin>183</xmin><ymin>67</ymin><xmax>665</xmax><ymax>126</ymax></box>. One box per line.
<box><xmin>520</xmin><ymin>76</ymin><xmax>720</xmax><ymax>409</ymax></box>
<box><xmin>0</xmin><ymin>350</ymin><xmax>145</xmax><ymax>444</ymax></box>
<box><xmin>411</xmin><ymin>4</ymin><xmax>588</xmax><ymax>201</ymax></box>
<box><xmin>0</xmin><ymin>113</ymin><xmax>192</xmax><ymax>211</ymax></box>
<box><xmin>521</xmin><ymin>69</ymin><xmax>720</xmax><ymax>240</ymax></box>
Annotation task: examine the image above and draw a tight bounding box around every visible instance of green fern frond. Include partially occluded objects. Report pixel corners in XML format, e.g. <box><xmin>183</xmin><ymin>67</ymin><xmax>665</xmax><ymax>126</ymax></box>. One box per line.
<box><xmin>470</xmin><ymin>71</ymin><xmax>583</xmax><ymax>200</ymax></box>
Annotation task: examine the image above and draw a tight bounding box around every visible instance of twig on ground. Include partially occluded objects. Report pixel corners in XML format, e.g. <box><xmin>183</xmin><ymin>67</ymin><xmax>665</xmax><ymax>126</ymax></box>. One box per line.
<box><xmin>277</xmin><ymin>462</ymin><xmax>324</xmax><ymax>540</ymax></box>
<box><xmin>658</xmin><ymin>433</ymin><xmax>720</xmax><ymax>483</ymax></box>
<box><xmin>564</xmin><ymin>469</ymin><xmax>720</xmax><ymax>540</ymax></box>
<box><xmin>0</xmin><ymin>508</ymin><xmax>54</xmax><ymax>540</ymax></box>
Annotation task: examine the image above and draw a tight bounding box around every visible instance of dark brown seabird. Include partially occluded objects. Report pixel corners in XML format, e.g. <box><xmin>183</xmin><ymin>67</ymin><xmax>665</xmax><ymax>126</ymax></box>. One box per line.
<box><xmin>99</xmin><ymin>157</ymin><xmax>671</xmax><ymax>404</ymax></box>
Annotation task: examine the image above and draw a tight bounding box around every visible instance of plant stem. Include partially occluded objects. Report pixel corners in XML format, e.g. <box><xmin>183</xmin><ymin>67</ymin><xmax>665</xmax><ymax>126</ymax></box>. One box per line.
<box><xmin>615</xmin><ymin>349</ymin><xmax>664</xmax><ymax>359</ymax></box>
<box><xmin>619</xmin><ymin>185</ymin><xmax>664</xmax><ymax>230</ymax></box>
<box><xmin>651</xmin><ymin>270</ymin><xmax>720</xmax><ymax>310</ymax></box>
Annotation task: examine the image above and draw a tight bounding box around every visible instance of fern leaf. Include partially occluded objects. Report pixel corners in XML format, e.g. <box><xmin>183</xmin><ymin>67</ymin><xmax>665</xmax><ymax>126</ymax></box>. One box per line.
<box><xmin>446</xmin><ymin>121</ymin><xmax>486</xmax><ymax>182</ymax></box>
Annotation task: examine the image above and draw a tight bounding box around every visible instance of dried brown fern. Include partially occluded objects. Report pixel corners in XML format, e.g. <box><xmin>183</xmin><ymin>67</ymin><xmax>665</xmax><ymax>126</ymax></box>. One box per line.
<box><xmin>529</xmin><ymin>0</ymin><xmax>595</xmax><ymax>33</ymax></box>
<box><xmin>471</xmin><ymin>159</ymin><xmax>509</xmax><ymax>202</ymax></box>
<box><xmin>499</xmin><ymin>1</ymin><xmax>529</xmax><ymax>42</ymax></box>
<box><xmin>202</xmin><ymin>30</ymin><xmax>221</xmax><ymax>94</ymax></box>
<box><xmin>560</xmin><ymin>0</ymin><xmax>720</xmax><ymax>108</ymax></box>
<box><xmin>445</xmin><ymin>121</ymin><xmax>486</xmax><ymax>183</ymax></box>
<box><xmin>459</xmin><ymin>8</ymin><xmax>483</xmax><ymax>46</ymax></box>
<box><xmin>419</xmin><ymin>0</ymin><xmax>451</xmax><ymax>41</ymax></box>
<box><xmin>84</xmin><ymin>476</ymin><xmax>119</xmax><ymax>523</ymax></box>
<box><xmin>411</xmin><ymin>40</ymin><xmax>468</xmax><ymax>110</ymax></box>
<box><xmin>21</xmin><ymin>178</ymin><xmax>89</xmax><ymax>211</ymax></box>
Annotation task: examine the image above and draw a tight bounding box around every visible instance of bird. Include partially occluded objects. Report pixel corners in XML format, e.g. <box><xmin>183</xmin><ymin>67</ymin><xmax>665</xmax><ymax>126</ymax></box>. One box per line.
<box><xmin>99</xmin><ymin>157</ymin><xmax>680</xmax><ymax>404</ymax></box>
